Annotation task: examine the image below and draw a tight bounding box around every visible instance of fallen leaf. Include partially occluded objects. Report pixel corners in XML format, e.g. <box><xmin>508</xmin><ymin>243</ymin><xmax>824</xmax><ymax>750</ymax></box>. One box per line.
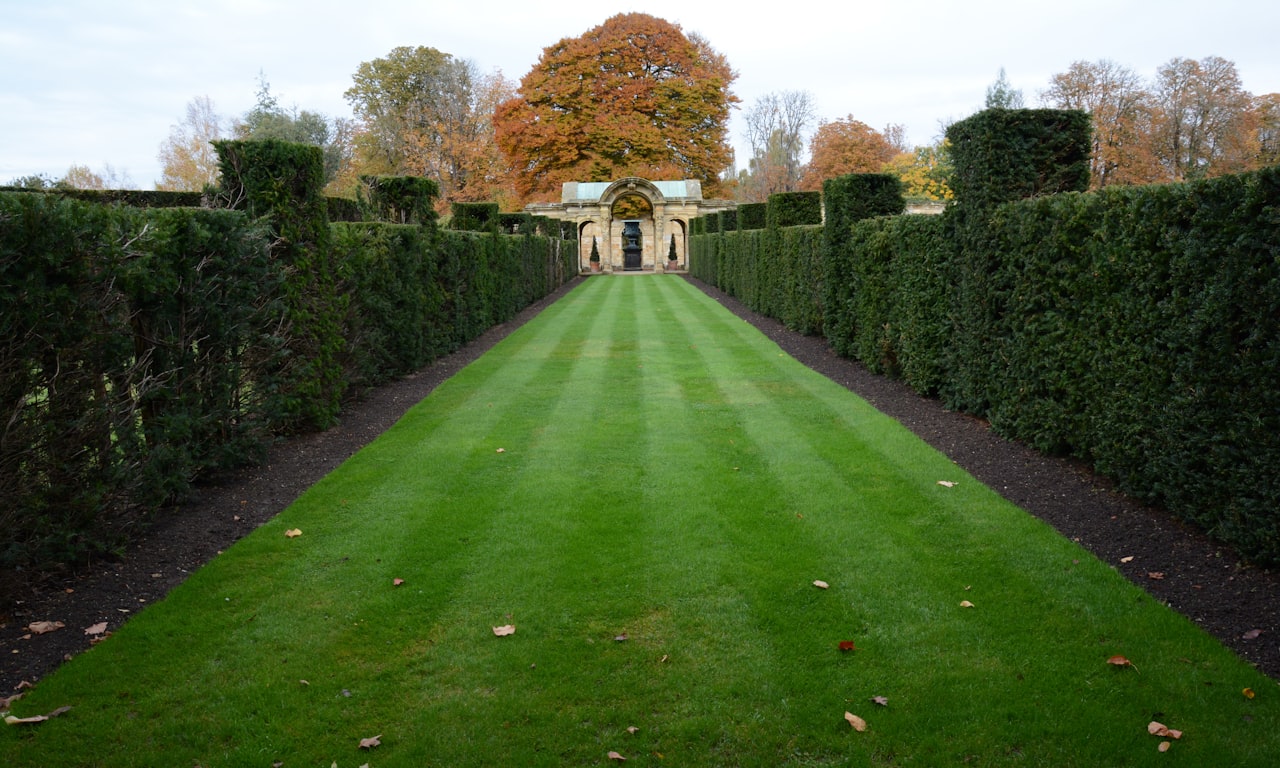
<box><xmin>607</xmin><ymin>751</ymin><xmax>626</xmax><ymax>761</ymax></box>
<box><xmin>392</xmin><ymin>578</ymin><xmax>405</xmax><ymax>586</ymax></box>
<box><xmin>1120</xmin><ymin>556</ymin><xmax>1134</xmax><ymax>563</ymax></box>
<box><xmin>27</xmin><ymin>621</ymin><xmax>64</xmax><ymax>635</ymax></box>
<box><xmin>358</xmin><ymin>734</ymin><xmax>382</xmax><ymax>749</ymax></box>
<box><xmin>959</xmin><ymin>600</ymin><xmax>975</xmax><ymax>608</ymax></box>
<box><xmin>870</xmin><ymin>696</ymin><xmax>889</xmax><ymax>707</ymax></box>
<box><xmin>300</xmin><ymin>680</ymin><xmax>309</xmax><ymax>686</ymax></box>
<box><xmin>1243</xmin><ymin>688</ymin><xmax>1255</xmax><ymax>699</ymax></box>
<box><xmin>84</xmin><ymin>622</ymin><xmax>107</xmax><ymax>636</ymax></box>
<box><xmin>1158</xmin><ymin>741</ymin><xmax>1171</xmax><ymax>752</ymax></box>
<box><xmin>1242</xmin><ymin>628</ymin><xmax>1263</xmax><ymax>640</ymax></box>
<box><xmin>1147</xmin><ymin>572</ymin><xmax>1165</xmax><ymax>580</ymax></box>
<box><xmin>1106</xmin><ymin>655</ymin><xmax>1135</xmax><ymax>669</ymax></box>
<box><xmin>496</xmin><ymin>448</ymin><xmax>506</xmax><ymax>453</ymax></box>
<box><xmin>15</xmin><ymin>681</ymin><xmax>33</xmax><ymax>690</ymax></box>
<box><xmin>493</xmin><ymin>624</ymin><xmax>516</xmax><ymax>637</ymax></box>
<box><xmin>626</xmin><ymin>726</ymin><xmax>639</xmax><ymax>734</ymax></box>
<box><xmin>1148</xmin><ymin>721</ymin><xmax>1182</xmax><ymax>739</ymax></box>
<box><xmin>4</xmin><ymin>706</ymin><xmax>71</xmax><ymax>726</ymax></box>
<box><xmin>614</xmin><ymin>633</ymin><xmax>628</xmax><ymax>642</ymax></box>
<box><xmin>0</xmin><ymin>692</ymin><xmax>23</xmax><ymax>709</ymax></box>
<box><xmin>658</xmin><ymin>654</ymin><xmax>669</xmax><ymax>663</ymax></box>
<box><xmin>838</xmin><ymin>641</ymin><xmax>857</xmax><ymax>652</ymax></box>
<box><xmin>813</xmin><ymin>580</ymin><xmax>829</xmax><ymax>589</ymax></box>
<box><xmin>844</xmin><ymin>712</ymin><xmax>867</xmax><ymax>732</ymax></box>
<box><xmin>284</xmin><ymin>529</ymin><xmax>302</xmax><ymax>538</ymax></box>
<box><xmin>937</xmin><ymin>480</ymin><xmax>957</xmax><ymax>488</ymax></box>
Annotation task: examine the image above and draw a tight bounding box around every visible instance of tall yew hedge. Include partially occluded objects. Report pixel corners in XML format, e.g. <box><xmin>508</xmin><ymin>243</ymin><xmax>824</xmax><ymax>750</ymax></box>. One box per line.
<box><xmin>692</xmin><ymin>118</ymin><xmax>1280</xmax><ymax>563</ymax></box>
<box><xmin>2</xmin><ymin>147</ymin><xmax>577</xmax><ymax>594</ymax></box>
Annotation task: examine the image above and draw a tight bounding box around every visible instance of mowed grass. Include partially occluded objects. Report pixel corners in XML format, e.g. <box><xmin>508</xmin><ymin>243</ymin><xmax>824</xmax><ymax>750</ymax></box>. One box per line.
<box><xmin>3</xmin><ymin>276</ymin><xmax>1277</xmax><ymax>767</ymax></box>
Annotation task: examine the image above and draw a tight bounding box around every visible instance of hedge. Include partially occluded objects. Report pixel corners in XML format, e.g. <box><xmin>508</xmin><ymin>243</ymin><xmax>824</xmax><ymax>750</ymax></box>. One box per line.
<box><xmin>2</xmin><ymin>142</ymin><xmax>579</xmax><ymax>592</ymax></box>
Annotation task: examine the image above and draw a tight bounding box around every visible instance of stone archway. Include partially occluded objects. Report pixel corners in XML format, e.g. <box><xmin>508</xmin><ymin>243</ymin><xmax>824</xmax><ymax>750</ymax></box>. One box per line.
<box><xmin>525</xmin><ymin>178</ymin><xmax>735</xmax><ymax>273</ymax></box>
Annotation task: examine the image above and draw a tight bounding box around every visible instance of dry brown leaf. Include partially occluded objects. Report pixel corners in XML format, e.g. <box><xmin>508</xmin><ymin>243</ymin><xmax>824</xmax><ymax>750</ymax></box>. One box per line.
<box><xmin>1120</xmin><ymin>556</ymin><xmax>1134</xmax><ymax>563</ymax></box>
<box><xmin>358</xmin><ymin>734</ymin><xmax>382</xmax><ymax>749</ymax></box>
<box><xmin>1158</xmin><ymin>741</ymin><xmax>1171</xmax><ymax>752</ymax></box>
<box><xmin>27</xmin><ymin>621</ymin><xmax>64</xmax><ymax>635</ymax></box>
<box><xmin>84</xmin><ymin>622</ymin><xmax>107</xmax><ymax>636</ymax></box>
<box><xmin>1242</xmin><ymin>628</ymin><xmax>1263</xmax><ymax>640</ymax></box>
<box><xmin>626</xmin><ymin>726</ymin><xmax>639</xmax><ymax>734</ymax></box>
<box><xmin>870</xmin><ymin>696</ymin><xmax>889</xmax><ymax>707</ymax></box>
<box><xmin>492</xmin><ymin>624</ymin><xmax>516</xmax><ymax>637</ymax></box>
<box><xmin>1106</xmin><ymin>655</ymin><xmax>1135</xmax><ymax>670</ymax></box>
<box><xmin>937</xmin><ymin>480</ymin><xmax>957</xmax><ymax>488</ymax></box>
<box><xmin>4</xmin><ymin>705</ymin><xmax>71</xmax><ymax>726</ymax></box>
<box><xmin>284</xmin><ymin>529</ymin><xmax>302</xmax><ymax>538</ymax></box>
<box><xmin>1243</xmin><ymin>687</ymin><xmax>1255</xmax><ymax>699</ymax></box>
<box><xmin>1148</xmin><ymin>721</ymin><xmax>1182</xmax><ymax>739</ymax></box>
<box><xmin>813</xmin><ymin>580</ymin><xmax>829</xmax><ymax>589</ymax></box>
<box><xmin>959</xmin><ymin>600</ymin><xmax>975</xmax><ymax>608</ymax></box>
<box><xmin>392</xmin><ymin>578</ymin><xmax>405</xmax><ymax>586</ymax></box>
<box><xmin>496</xmin><ymin>448</ymin><xmax>506</xmax><ymax>453</ymax></box>
<box><xmin>838</xmin><ymin>641</ymin><xmax>857</xmax><ymax>652</ymax></box>
<box><xmin>614</xmin><ymin>633</ymin><xmax>628</xmax><ymax>642</ymax></box>
<box><xmin>607</xmin><ymin>750</ymin><xmax>626</xmax><ymax>761</ymax></box>
<box><xmin>844</xmin><ymin>712</ymin><xmax>867</xmax><ymax>731</ymax></box>
<box><xmin>1147</xmin><ymin>572</ymin><xmax>1165</xmax><ymax>580</ymax></box>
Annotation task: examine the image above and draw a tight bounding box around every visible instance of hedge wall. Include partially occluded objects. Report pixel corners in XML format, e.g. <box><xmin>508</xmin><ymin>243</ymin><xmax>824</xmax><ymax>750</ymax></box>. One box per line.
<box><xmin>214</xmin><ymin>138</ymin><xmax>346</xmax><ymax>431</ymax></box>
<box><xmin>449</xmin><ymin>201</ymin><xmax>501</xmax><ymax>231</ymax></box>
<box><xmin>765</xmin><ymin>191</ymin><xmax>822</xmax><ymax>228</ymax></box>
<box><xmin>0</xmin><ymin>192</ymin><xmax>277</xmax><ymax>586</ymax></box>
<box><xmin>2</xmin><ymin>144</ymin><xmax>579</xmax><ymax>592</ymax></box>
<box><xmin>360</xmin><ymin>175</ymin><xmax>439</xmax><ymax>225</ymax></box>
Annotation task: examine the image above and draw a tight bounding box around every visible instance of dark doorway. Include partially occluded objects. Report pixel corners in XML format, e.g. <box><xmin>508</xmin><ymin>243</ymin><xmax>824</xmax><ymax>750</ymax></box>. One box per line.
<box><xmin>622</xmin><ymin>220</ymin><xmax>642</xmax><ymax>271</ymax></box>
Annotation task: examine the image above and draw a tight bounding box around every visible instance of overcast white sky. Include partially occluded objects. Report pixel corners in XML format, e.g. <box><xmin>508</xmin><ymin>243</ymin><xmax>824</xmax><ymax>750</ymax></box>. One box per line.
<box><xmin>3</xmin><ymin>0</ymin><xmax>1278</xmax><ymax>189</ymax></box>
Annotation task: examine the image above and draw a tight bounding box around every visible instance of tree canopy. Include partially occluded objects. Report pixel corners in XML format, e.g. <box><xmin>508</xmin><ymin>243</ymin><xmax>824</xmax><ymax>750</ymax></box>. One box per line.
<box><xmin>345</xmin><ymin>46</ymin><xmax>514</xmax><ymax>209</ymax></box>
<box><xmin>494</xmin><ymin>13</ymin><xmax>737</xmax><ymax>202</ymax></box>
<box><xmin>800</xmin><ymin>116</ymin><xmax>900</xmax><ymax>191</ymax></box>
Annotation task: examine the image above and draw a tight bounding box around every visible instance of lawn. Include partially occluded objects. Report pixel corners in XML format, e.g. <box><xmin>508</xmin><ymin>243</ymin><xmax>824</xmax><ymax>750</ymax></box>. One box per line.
<box><xmin>3</xmin><ymin>276</ymin><xmax>1276</xmax><ymax>767</ymax></box>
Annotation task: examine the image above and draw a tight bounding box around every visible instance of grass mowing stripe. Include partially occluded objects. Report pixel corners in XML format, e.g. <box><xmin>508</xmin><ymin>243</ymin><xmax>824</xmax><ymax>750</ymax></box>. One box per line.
<box><xmin>4</xmin><ymin>277</ymin><xmax>1278</xmax><ymax>767</ymax></box>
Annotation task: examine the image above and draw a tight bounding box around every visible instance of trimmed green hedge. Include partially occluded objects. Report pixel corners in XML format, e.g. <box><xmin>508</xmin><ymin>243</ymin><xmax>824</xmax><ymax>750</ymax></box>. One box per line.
<box><xmin>0</xmin><ymin>186</ymin><xmax>205</xmax><ymax>208</ymax></box>
<box><xmin>946</xmin><ymin>108</ymin><xmax>1092</xmax><ymax>208</ymax></box>
<box><xmin>449</xmin><ymin>201</ymin><xmax>500</xmax><ymax>231</ymax></box>
<box><xmin>360</xmin><ymin>175</ymin><xmax>439</xmax><ymax>225</ymax></box>
<box><xmin>766</xmin><ymin>191</ymin><xmax>822</xmax><ymax>228</ymax></box>
<box><xmin>2</xmin><ymin>145</ymin><xmax>578</xmax><ymax>591</ymax></box>
<box><xmin>738</xmin><ymin>202</ymin><xmax>767</xmax><ymax>230</ymax></box>
<box><xmin>214</xmin><ymin>138</ymin><xmax>346</xmax><ymax>431</ymax></box>
<box><xmin>0</xmin><ymin>192</ymin><xmax>276</xmax><ymax>585</ymax></box>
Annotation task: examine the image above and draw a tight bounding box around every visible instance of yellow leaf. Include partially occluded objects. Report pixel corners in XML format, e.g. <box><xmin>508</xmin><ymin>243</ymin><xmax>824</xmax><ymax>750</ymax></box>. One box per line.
<box><xmin>960</xmin><ymin>600</ymin><xmax>974</xmax><ymax>608</ymax></box>
<box><xmin>1243</xmin><ymin>687</ymin><xmax>1255</xmax><ymax>699</ymax></box>
<box><xmin>284</xmin><ymin>529</ymin><xmax>302</xmax><ymax>538</ymax></box>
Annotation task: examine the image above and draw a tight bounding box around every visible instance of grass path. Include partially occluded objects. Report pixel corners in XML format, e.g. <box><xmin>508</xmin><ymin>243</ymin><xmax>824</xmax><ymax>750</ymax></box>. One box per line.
<box><xmin>4</xmin><ymin>277</ymin><xmax>1276</xmax><ymax>766</ymax></box>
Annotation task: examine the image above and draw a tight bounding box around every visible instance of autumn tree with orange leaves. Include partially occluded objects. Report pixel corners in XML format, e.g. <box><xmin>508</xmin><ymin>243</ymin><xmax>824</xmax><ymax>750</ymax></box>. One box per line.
<box><xmin>494</xmin><ymin>13</ymin><xmax>737</xmax><ymax>203</ymax></box>
<box><xmin>800</xmin><ymin>116</ymin><xmax>902</xmax><ymax>191</ymax></box>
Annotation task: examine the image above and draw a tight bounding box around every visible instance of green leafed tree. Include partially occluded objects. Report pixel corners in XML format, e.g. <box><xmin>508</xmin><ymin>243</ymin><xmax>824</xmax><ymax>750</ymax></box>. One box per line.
<box><xmin>235</xmin><ymin>74</ymin><xmax>355</xmax><ymax>189</ymax></box>
<box><xmin>344</xmin><ymin>47</ymin><xmax>513</xmax><ymax>210</ymax></box>
<box><xmin>494</xmin><ymin>13</ymin><xmax>738</xmax><ymax>203</ymax></box>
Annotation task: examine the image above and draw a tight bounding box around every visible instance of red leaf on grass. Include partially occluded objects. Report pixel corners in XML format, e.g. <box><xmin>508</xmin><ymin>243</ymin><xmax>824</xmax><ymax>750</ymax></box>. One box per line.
<box><xmin>838</xmin><ymin>641</ymin><xmax>856</xmax><ymax>652</ymax></box>
<box><xmin>1107</xmin><ymin>655</ymin><xmax>1136</xmax><ymax>670</ymax></box>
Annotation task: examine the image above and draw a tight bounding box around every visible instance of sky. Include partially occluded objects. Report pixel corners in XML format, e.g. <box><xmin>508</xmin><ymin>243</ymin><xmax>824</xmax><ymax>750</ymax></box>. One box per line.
<box><xmin>3</xmin><ymin>0</ymin><xmax>1278</xmax><ymax>189</ymax></box>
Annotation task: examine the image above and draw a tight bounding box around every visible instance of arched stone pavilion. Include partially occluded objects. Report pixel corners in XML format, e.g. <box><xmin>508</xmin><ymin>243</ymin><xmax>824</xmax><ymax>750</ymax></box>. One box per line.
<box><xmin>524</xmin><ymin>178</ymin><xmax>735</xmax><ymax>273</ymax></box>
